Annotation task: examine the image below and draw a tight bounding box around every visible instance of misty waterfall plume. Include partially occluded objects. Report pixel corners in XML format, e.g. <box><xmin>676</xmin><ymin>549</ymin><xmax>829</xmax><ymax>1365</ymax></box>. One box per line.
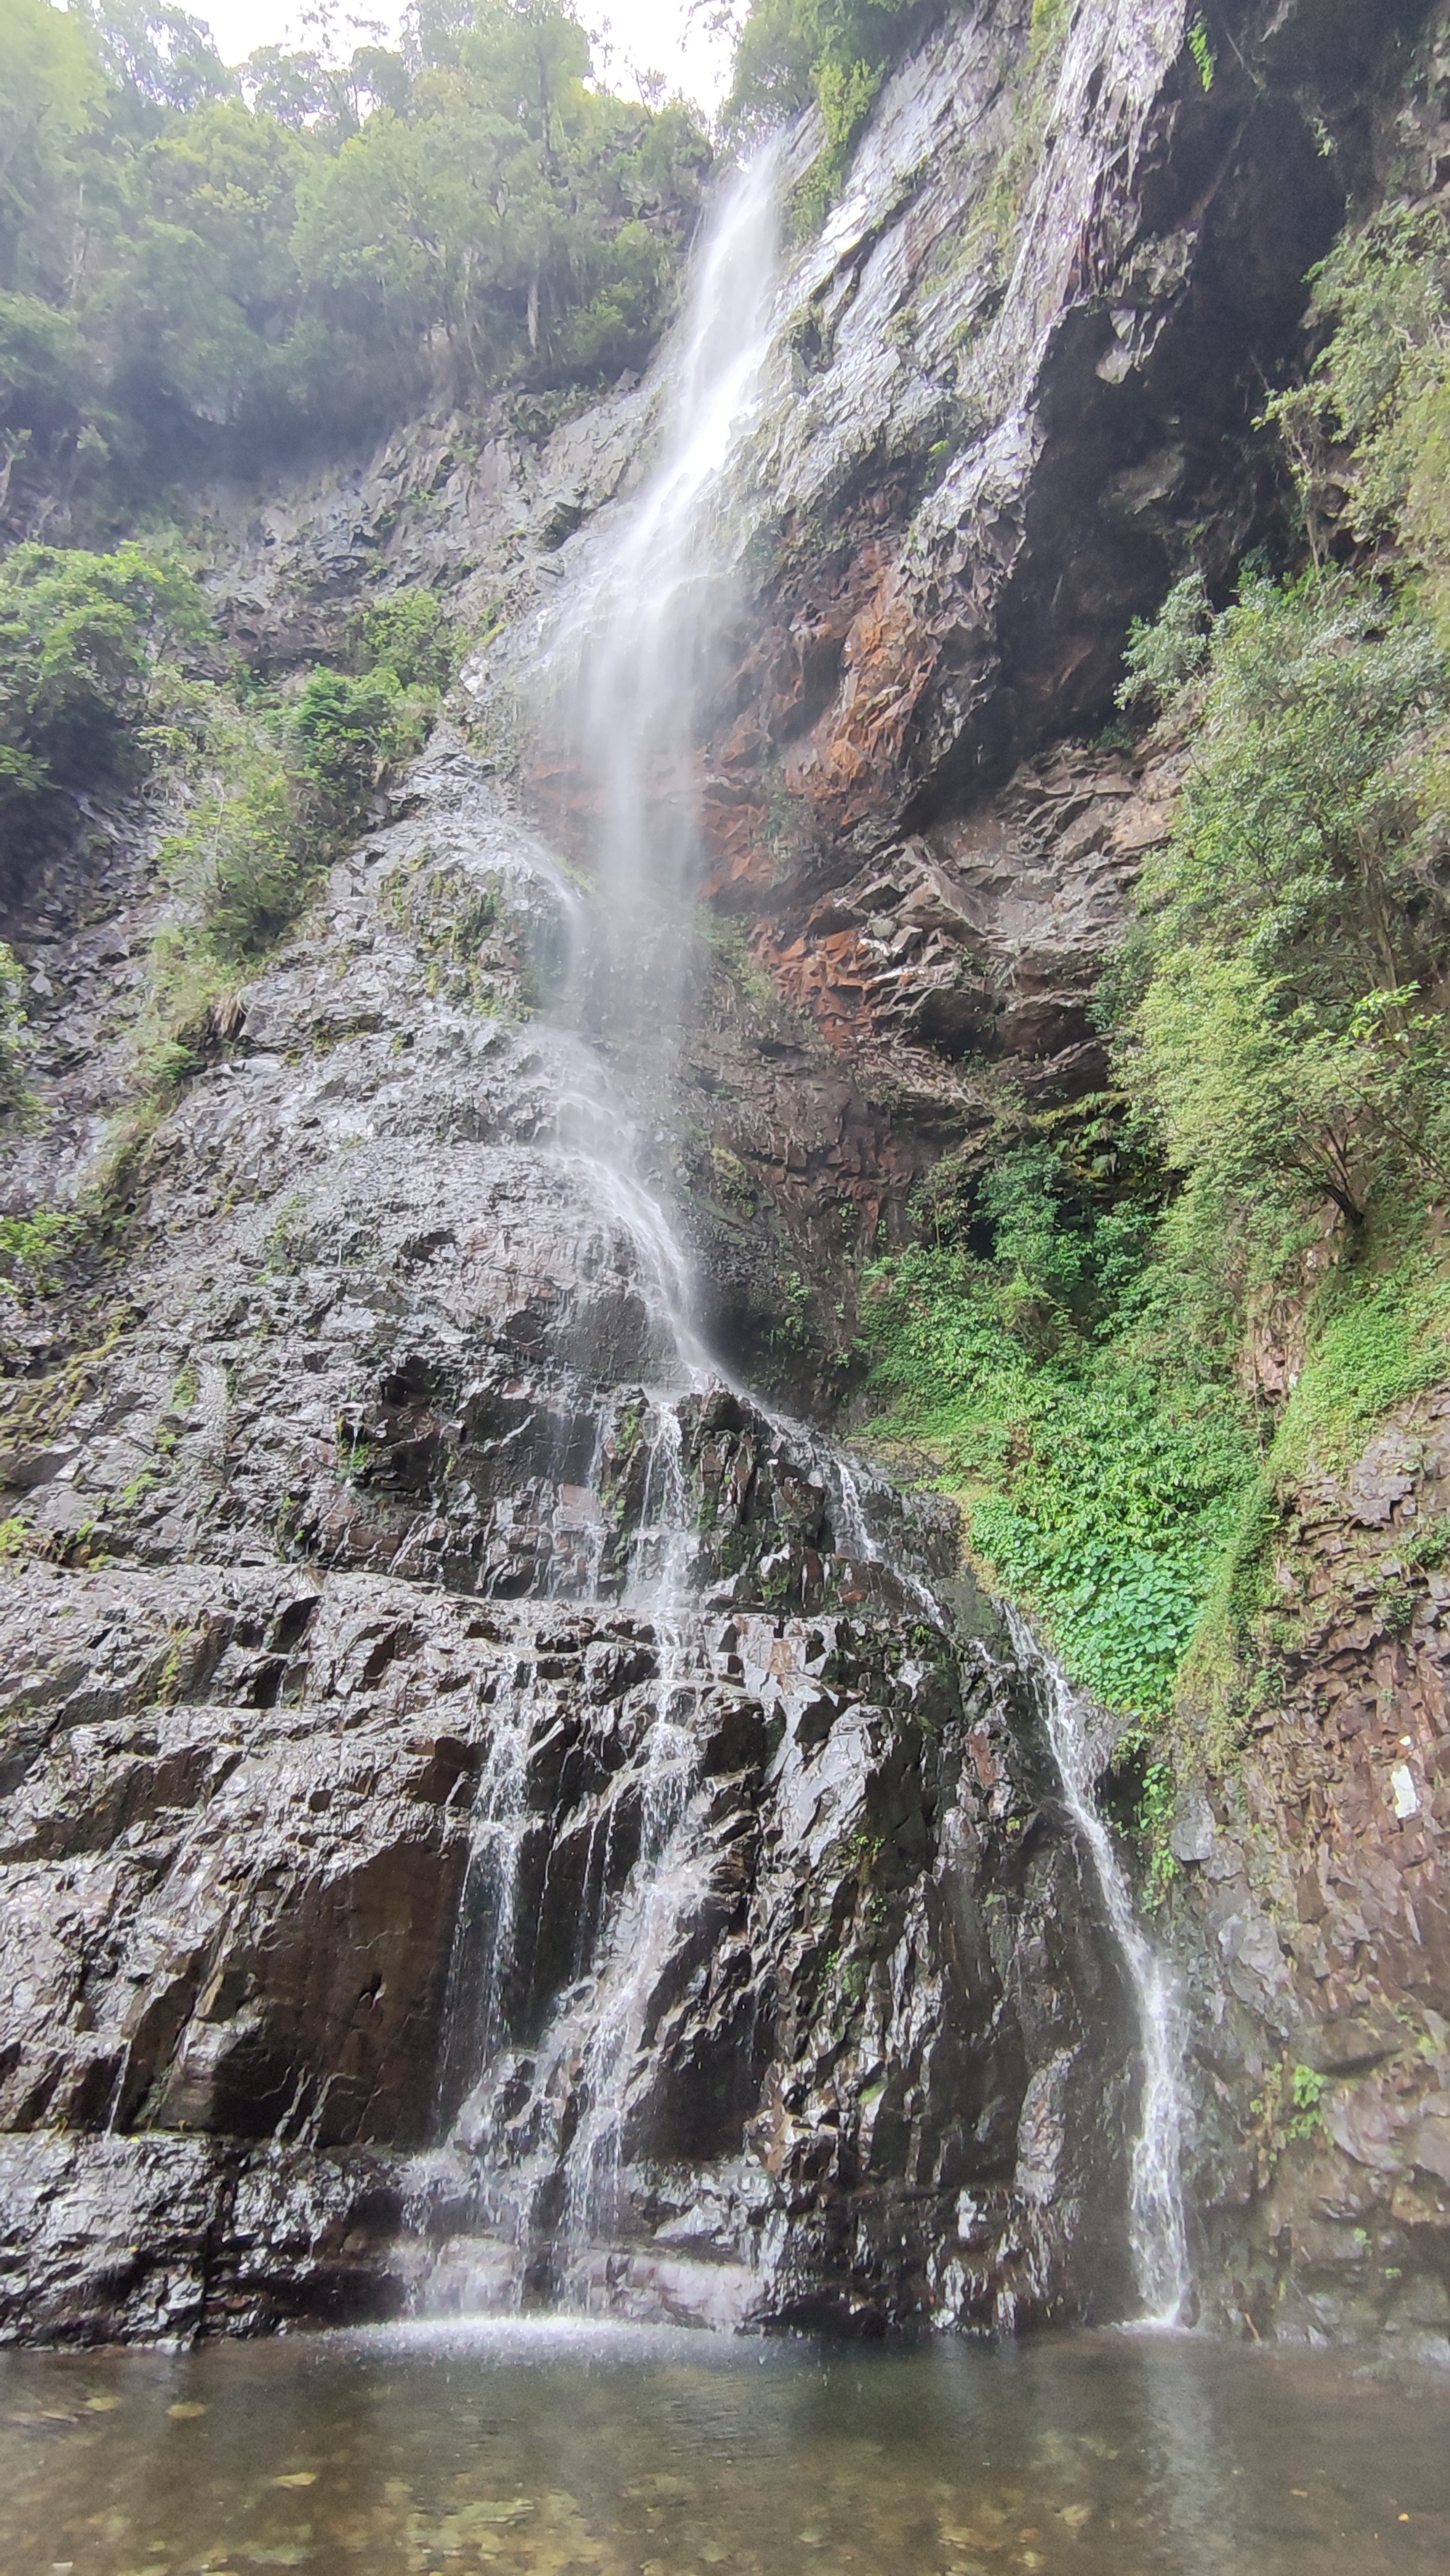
<box><xmin>547</xmin><ymin>141</ymin><xmax>784</xmax><ymax>1072</ymax></box>
<box><xmin>1005</xmin><ymin>1608</ymin><xmax>1192</xmax><ymax>2326</ymax></box>
<box><xmin>515</xmin><ymin>143</ymin><xmax>785</xmax><ymax>1398</ymax></box>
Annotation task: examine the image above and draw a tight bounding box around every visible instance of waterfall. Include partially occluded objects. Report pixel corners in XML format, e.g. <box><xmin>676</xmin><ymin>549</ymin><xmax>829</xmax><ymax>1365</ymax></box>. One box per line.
<box><xmin>538</xmin><ymin>143</ymin><xmax>784</xmax><ymax>1390</ymax></box>
<box><xmin>428</xmin><ymin>138</ymin><xmax>1199</xmax><ymax>2335</ymax></box>
<box><xmin>432</xmin><ymin>152</ymin><xmax>788</xmax><ymax>2286</ymax></box>
<box><xmin>532</xmin><ymin>156</ymin><xmax>784</xmax><ymax>2255</ymax></box>
<box><xmin>553</xmin><ymin>142</ymin><xmax>783</xmax><ymax>1054</ymax></box>
<box><xmin>1004</xmin><ymin>1607</ymin><xmax>1192</xmax><ymax>2327</ymax></box>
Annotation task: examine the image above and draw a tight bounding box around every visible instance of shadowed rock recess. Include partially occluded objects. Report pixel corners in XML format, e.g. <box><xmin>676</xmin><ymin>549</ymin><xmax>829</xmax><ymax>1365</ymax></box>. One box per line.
<box><xmin>2</xmin><ymin>0</ymin><xmax>1448</xmax><ymax>2353</ymax></box>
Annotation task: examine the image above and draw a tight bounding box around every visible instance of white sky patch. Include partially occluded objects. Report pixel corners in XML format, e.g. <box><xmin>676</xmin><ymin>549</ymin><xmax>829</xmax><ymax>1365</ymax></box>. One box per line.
<box><xmin>192</xmin><ymin>2</ymin><xmax>734</xmax><ymax>112</ymax></box>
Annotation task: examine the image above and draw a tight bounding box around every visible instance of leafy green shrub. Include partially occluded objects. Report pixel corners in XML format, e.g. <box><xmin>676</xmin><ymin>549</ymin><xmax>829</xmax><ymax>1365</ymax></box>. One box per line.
<box><xmin>292</xmin><ymin>666</ymin><xmax>426</xmax><ymax>804</ymax></box>
<box><xmin>0</xmin><ymin>943</ymin><xmax>32</xmax><ymax>1114</ymax></box>
<box><xmin>1288</xmin><ymin>2063</ymin><xmax>1328</xmax><ymax>2142</ymax></box>
<box><xmin>147</xmin><ymin>648</ymin><xmax>432</xmax><ymax>1092</ymax></box>
<box><xmin>863</xmin><ymin>1149</ymin><xmax>1258</xmax><ymax>1715</ymax></box>
<box><xmin>0</xmin><ymin>541</ymin><xmax>211</xmax><ymax>839</ymax></box>
<box><xmin>1264</xmin><ymin>203</ymin><xmax>1450</xmax><ymax>567</ymax></box>
<box><xmin>0</xmin><ymin>1208</ymin><xmax>80</xmax><ymax>1298</ymax></box>
<box><xmin>1125</xmin><ymin>571</ymin><xmax>1450</xmax><ymax>1276</ymax></box>
<box><xmin>1268</xmin><ymin>1260</ymin><xmax>1450</xmax><ymax>1484</ymax></box>
<box><xmin>354</xmin><ymin>589</ymin><xmax>458</xmax><ymax>692</ymax></box>
<box><xmin>156</xmin><ymin>692</ymin><xmax>301</xmax><ymax>968</ymax></box>
<box><xmin>1117</xmin><ymin>571</ymin><xmax>1214</xmax><ymax>713</ymax></box>
<box><xmin>727</xmin><ymin>0</ymin><xmax>918</xmax><ymax>223</ymax></box>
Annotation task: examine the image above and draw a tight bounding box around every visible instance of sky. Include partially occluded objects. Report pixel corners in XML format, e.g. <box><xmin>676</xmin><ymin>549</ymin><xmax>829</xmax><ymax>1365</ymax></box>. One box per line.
<box><xmin>192</xmin><ymin>1</ymin><xmax>735</xmax><ymax>112</ymax></box>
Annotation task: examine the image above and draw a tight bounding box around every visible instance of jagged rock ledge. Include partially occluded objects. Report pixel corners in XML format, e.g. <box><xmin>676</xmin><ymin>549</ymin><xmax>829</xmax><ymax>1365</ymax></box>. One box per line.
<box><xmin>0</xmin><ymin>1554</ymin><xmax>1135</xmax><ymax>2345</ymax></box>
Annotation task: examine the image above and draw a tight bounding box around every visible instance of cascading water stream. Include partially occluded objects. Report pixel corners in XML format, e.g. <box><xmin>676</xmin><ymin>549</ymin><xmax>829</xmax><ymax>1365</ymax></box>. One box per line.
<box><xmin>535</xmin><ymin>143</ymin><xmax>784</xmax><ymax>1394</ymax></box>
<box><xmin>529</xmin><ymin>163</ymin><xmax>785</xmax><ymax>2258</ymax></box>
<box><xmin>1004</xmin><ymin>1606</ymin><xmax>1192</xmax><ymax>2326</ymax></box>
<box><xmin>434</xmin><ymin>138</ymin><xmax>1196</xmax><ymax>2326</ymax></box>
<box><xmin>432</xmin><ymin>153</ymin><xmax>789</xmax><ymax>2287</ymax></box>
<box><xmin>552</xmin><ymin>143</ymin><xmax>783</xmax><ymax>1047</ymax></box>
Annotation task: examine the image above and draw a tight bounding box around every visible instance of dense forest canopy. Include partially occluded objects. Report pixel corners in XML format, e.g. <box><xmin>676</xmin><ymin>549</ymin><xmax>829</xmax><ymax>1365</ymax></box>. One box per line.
<box><xmin>0</xmin><ymin>0</ymin><xmax>712</xmax><ymax>510</ymax></box>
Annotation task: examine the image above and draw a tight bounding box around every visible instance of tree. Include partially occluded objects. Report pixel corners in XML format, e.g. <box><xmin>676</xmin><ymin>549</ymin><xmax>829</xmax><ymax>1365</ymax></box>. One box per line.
<box><xmin>0</xmin><ymin>0</ymin><xmax>104</xmax><ymax>298</ymax></box>
<box><xmin>1121</xmin><ymin>571</ymin><xmax>1450</xmax><ymax>1274</ymax></box>
<box><xmin>75</xmin><ymin>4</ymin><xmax>234</xmax><ymax>119</ymax></box>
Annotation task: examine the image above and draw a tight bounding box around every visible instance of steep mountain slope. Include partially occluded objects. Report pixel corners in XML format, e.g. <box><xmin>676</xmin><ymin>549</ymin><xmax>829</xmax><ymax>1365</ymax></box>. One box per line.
<box><xmin>2</xmin><ymin>0</ymin><xmax>1449</xmax><ymax>2357</ymax></box>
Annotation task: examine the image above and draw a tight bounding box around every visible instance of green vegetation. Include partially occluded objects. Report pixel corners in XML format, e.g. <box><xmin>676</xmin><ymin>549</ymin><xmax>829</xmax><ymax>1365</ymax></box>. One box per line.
<box><xmin>352</xmin><ymin>589</ymin><xmax>459</xmax><ymax>694</ymax></box>
<box><xmin>1</xmin><ymin>1</ymin><xmax>708</xmax><ymax>520</ymax></box>
<box><xmin>864</xmin><ymin>195</ymin><xmax>1450</xmax><ymax>1740</ymax></box>
<box><xmin>1265</xmin><ymin>203</ymin><xmax>1450</xmax><ymax>592</ymax></box>
<box><xmin>0</xmin><ymin>523</ymin><xmax>451</xmax><ymax>1161</ymax></box>
<box><xmin>0</xmin><ymin>943</ymin><xmax>32</xmax><ymax>1112</ymax></box>
<box><xmin>724</xmin><ymin>0</ymin><xmax>1083</xmax><ymax>241</ymax></box>
<box><xmin>727</xmin><ymin>0</ymin><xmax>925</xmax><ymax>224</ymax></box>
<box><xmin>0</xmin><ymin>1208</ymin><xmax>80</xmax><ymax>1297</ymax></box>
<box><xmin>0</xmin><ymin>539</ymin><xmax>211</xmax><ymax>839</ymax></box>
<box><xmin>1187</xmin><ymin>13</ymin><xmax>1216</xmax><ymax>91</ymax></box>
<box><xmin>727</xmin><ymin>0</ymin><xmax>918</xmax><ymax>134</ymax></box>
<box><xmin>143</xmin><ymin>590</ymin><xmax>446</xmax><ymax>1091</ymax></box>
<box><xmin>1125</xmin><ymin>571</ymin><xmax>1450</xmax><ymax>1256</ymax></box>
<box><xmin>865</xmin><ymin>1137</ymin><xmax>1258</xmax><ymax>1715</ymax></box>
<box><xmin>1288</xmin><ymin>2062</ymin><xmax>1328</xmax><ymax>2142</ymax></box>
<box><xmin>0</xmin><ymin>532</ymin><xmax>439</xmax><ymax>1111</ymax></box>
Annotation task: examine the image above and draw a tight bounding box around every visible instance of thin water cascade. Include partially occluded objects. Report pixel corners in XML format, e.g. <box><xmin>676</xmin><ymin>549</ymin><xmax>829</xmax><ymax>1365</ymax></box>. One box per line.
<box><xmin>1004</xmin><ymin>1606</ymin><xmax>1192</xmax><ymax>2326</ymax></box>
<box><xmin>486</xmin><ymin>154</ymin><xmax>785</xmax><ymax>2272</ymax></box>
<box><xmin>530</xmin><ymin>144</ymin><xmax>784</xmax><ymax>1405</ymax></box>
<box><xmin>437</xmin><ymin>1680</ymin><xmax>536</xmax><ymax>2138</ymax></box>
<box><xmin>435</xmin><ymin>159</ymin><xmax>787</xmax><ymax>2246</ymax></box>
<box><xmin>556</xmin><ymin>1399</ymin><xmax>716</xmax><ymax>2267</ymax></box>
<box><xmin>551</xmin><ymin>141</ymin><xmax>784</xmax><ymax>1060</ymax></box>
<box><xmin>560</xmin><ymin>1683</ymin><xmax>701</xmax><ymax>2248</ymax></box>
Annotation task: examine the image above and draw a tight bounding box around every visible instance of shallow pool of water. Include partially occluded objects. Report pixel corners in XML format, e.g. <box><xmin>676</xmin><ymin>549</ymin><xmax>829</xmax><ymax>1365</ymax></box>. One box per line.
<box><xmin>1</xmin><ymin>2321</ymin><xmax>1445</xmax><ymax>2576</ymax></box>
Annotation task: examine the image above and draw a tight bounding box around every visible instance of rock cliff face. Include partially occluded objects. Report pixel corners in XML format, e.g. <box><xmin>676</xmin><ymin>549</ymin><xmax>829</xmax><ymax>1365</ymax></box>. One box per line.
<box><xmin>0</xmin><ymin>727</ymin><xmax>1135</xmax><ymax>2342</ymax></box>
<box><xmin>2</xmin><ymin>0</ymin><xmax>1448</xmax><ymax>2352</ymax></box>
<box><xmin>0</xmin><ymin>1464</ymin><xmax>1136</xmax><ymax>2342</ymax></box>
<box><xmin>1162</xmin><ymin>1399</ymin><xmax>1450</xmax><ymax>2361</ymax></box>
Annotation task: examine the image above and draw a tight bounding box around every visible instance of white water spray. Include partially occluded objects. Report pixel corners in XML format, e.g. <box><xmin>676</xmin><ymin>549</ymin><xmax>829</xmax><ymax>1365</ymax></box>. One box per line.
<box><xmin>536</xmin><ymin>146</ymin><xmax>783</xmax><ymax>1388</ymax></box>
<box><xmin>440</xmin><ymin>157</ymin><xmax>787</xmax><ymax>2266</ymax></box>
<box><xmin>1004</xmin><ymin>1607</ymin><xmax>1192</xmax><ymax>2325</ymax></box>
<box><xmin>555</xmin><ymin>139</ymin><xmax>783</xmax><ymax>985</ymax></box>
<box><xmin>437</xmin><ymin>141</ymin><xmax>1198</xmax><ymax>2327</ymax></box>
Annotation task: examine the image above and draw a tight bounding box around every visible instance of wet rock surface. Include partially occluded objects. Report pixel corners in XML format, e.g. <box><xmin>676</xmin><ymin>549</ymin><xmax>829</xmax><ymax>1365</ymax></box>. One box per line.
<box><xmin>2</xmin><ymin>0</ymin><xmax>1447</xmax><ymax>2357</ymax></box>
<box><xmin>0</xmin><ymin>726</ymin><xmax>1135</xmax><ymax>2345</ymax></box>
<box><xmin>1162</xmin><ymin>1396</ymin><xmax>1450</xmax><ymax>2362</ymax></box>
<box><xmin>0</xmin><ymin>1559</ymin><xmax>1134</xmax><ymax>2344</ymax></box>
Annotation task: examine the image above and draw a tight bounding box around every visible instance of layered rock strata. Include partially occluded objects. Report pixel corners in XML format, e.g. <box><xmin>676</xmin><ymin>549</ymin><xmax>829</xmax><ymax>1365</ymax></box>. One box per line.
<box><xmin>0</xmin><ymin>1551</ymin><xmax>1134</xmax><ymax>2344</ymax></box>
<box><xmin>1162</xmin><ymin>1398</ymin><xmax>1450</xmax><ymax>2362</ymax></box>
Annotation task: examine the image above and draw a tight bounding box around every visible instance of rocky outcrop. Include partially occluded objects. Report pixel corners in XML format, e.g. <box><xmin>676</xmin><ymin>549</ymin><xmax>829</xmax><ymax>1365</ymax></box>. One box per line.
<box><xmin>0</xmin><ymin>715</ymin><xmax>1135</xmax><ymax>2344</ymax></box>
<box><xmin>1159</xmin><ymin>1398</ymin><xmax>1450</xmax><ymax>2363</ymax></box>
<box><xmin>508</xmin><ymin>2</ymin><xmax>1372</xmax><ymax>1068</ymax></box>
<box><xmin>0</xmin><ymin>1549</ymin><xmax>1135</xmax><ymax>2345</ymax></box>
